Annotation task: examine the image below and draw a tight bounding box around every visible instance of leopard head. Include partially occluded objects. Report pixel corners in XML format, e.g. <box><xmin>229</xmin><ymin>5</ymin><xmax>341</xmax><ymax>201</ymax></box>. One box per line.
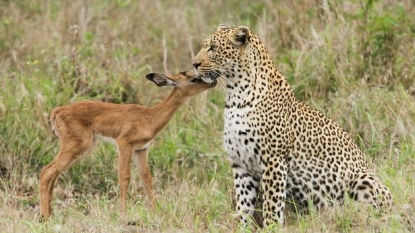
<box><xmin>192</xmin><ymin>25</ymin><xmax>252</xmax><ymax>85</ymax></box>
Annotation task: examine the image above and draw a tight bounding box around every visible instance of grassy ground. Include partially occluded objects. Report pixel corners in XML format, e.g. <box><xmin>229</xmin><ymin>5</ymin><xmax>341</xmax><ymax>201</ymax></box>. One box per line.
<box><xmin>1</xmin><ymin>0</ymin><xmax>415</xmax><ymax>232</ymax></box>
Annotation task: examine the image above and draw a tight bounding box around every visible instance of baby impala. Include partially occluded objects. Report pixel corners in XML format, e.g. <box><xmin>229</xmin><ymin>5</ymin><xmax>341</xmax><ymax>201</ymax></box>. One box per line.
<box><xmin>40</xmin><ymin>71</ymin><xmax>215</xmax><ymax>220</ymax></box>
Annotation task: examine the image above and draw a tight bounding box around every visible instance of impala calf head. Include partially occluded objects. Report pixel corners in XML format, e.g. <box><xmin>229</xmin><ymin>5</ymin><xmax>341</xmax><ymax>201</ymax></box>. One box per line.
<box><xmin>146</xmin><ymin>71</ymin><xmax>216</xmax><ymax>96</ymax></box>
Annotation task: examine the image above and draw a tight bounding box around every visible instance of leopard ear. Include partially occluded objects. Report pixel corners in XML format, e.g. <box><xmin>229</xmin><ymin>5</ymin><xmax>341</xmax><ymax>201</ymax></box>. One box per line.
<box><xmin>229</xmin><ymin>26</ymin><xmax>250</xmax><ymax>46</ymax></box>
<box><xmin>217</xmin><ymin>24</ymin><xmax>227</xmax><ymax>31</ymax></box>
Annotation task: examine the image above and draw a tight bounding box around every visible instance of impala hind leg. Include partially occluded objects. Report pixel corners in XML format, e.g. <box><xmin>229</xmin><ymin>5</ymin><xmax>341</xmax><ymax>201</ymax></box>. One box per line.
<box><xmin>133</xmin><ymin>149</ymin><xmax>155</xmax><ymax>210</ymax></box>
<box><xmin>39</xmin><ymin>136</ymin><xmax>94</xmax><ymax>221</ymax></box>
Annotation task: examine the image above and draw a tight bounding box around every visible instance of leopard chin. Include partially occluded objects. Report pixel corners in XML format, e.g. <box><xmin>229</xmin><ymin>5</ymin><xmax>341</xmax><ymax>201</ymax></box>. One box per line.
<box><xmin>199</xmin><ymin>70</ymin><xmax>221</xmax><ymax>86</ymax></box>
<box><xmin>201</xmin><ymin>76</ymin><xmax>215</xmax><ymax>84</ymax></box>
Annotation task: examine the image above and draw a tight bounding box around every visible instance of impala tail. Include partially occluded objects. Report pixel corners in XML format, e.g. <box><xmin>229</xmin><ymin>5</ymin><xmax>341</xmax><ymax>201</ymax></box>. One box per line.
<box><xmin>48</xmin><ymin>107</ymin><xmax>62</xmax><ymax>138</ymax></box>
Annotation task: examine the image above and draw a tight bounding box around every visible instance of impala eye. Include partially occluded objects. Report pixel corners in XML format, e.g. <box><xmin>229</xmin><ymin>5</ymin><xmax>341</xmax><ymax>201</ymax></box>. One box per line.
<box><xmin>190</xmin><ymin>78</ymin><xmax>199</xmax><ymax>83</ymax></box>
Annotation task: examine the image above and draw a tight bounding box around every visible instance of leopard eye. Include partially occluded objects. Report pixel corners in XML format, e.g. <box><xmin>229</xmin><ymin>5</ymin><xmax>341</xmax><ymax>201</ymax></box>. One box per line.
<box><xmin>208</xmin><ymin>45</ymin><xmax>216</xmax><ymax>52</ymax></box>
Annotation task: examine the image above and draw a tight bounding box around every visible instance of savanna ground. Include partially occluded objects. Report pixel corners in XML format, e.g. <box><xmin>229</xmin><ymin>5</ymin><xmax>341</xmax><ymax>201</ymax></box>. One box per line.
<box><xmin>1</xmin><ymin>0</ymin><xmax>415</xmax><ymax>232</ymax></box>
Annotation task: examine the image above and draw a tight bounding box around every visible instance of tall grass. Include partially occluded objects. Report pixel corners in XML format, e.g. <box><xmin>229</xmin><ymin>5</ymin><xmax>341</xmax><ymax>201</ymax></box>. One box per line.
<box><xmin>1</xmin><ymin>0</ymin><xmax>414</xmax><ymax>232</ymax></box>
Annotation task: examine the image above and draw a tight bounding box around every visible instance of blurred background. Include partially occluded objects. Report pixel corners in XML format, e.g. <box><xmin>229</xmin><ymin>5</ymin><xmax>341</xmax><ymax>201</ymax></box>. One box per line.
<box><xmin>0</xmin><ymin>0</ymin><xmax>414</xmax><ymax>232</ymax></box>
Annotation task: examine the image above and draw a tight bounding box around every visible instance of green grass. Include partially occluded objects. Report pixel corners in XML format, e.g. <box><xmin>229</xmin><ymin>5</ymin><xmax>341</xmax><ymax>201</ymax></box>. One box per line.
<box><xmin>1</xmin><ymin>0</ymin><xmax>415</xmax><ymax>232</ymax></box>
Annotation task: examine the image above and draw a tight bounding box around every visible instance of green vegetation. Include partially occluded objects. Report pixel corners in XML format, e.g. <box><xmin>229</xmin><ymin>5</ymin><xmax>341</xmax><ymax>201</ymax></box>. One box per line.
<box><xmin>1</xmin><ymin>0</ymin><xmax>414</xmax><ymax>232</ymax></box>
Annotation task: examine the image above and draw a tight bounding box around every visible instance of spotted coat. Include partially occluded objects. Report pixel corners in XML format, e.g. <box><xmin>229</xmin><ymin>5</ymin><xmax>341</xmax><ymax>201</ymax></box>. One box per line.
<box><xmin>192</xmin><ymin>25</ymin><xmax>393</xmax><ymax>228</ymax></box>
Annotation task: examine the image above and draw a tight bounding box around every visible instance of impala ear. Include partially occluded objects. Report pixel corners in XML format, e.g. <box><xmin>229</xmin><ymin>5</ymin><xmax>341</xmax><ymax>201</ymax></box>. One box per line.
<box><xmin>229</xmin><ymin>26</ymin><xmax>250</xmax><ymax>46</ymax></box>
<box><xmin>146</xmin><ymin>73</ymin><xmax>176</xmax><ymax>87</ymax></box>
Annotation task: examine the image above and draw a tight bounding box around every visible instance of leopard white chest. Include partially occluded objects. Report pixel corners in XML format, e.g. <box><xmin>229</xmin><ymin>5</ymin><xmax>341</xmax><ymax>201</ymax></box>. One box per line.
<box><xmin>224</xmin><ymin>106</ymin><xmax>263</xmax><ymax>178</ymax></box>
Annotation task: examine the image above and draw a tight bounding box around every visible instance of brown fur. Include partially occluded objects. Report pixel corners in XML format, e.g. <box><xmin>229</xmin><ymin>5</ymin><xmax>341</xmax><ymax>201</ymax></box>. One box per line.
<box><xmin>39</xmin><ymin>71</ymin><xmax>214</xmax><ymax>221</ymax></box>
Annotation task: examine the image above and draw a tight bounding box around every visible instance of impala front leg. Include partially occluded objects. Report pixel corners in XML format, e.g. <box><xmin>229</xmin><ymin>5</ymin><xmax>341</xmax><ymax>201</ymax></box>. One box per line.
<box><xmin>117</xmin><ymin>141</ymin><xmax>134</xmax><ymax>212</ymax></box>
<box><xmin>133</xmin><ymin>148</ymin><xmax>156</xmax><ymax>211</ymax></box>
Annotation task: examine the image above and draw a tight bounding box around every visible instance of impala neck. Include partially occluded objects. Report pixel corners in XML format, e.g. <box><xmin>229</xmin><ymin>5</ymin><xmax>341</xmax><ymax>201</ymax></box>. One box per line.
<box><xmin>149</xmin><ymin>88</ymin><xmax>190</xmax><ymax>133</ymax></box>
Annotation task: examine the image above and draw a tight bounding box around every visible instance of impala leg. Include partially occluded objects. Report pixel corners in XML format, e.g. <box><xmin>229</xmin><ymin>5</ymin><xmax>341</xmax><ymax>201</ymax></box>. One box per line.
<box><xmin>117</xmin><ymin>142</ymin><xmax>134</xmax><ymax>212</ymax></box>
<box><xmin>40</xmin><ymin>136</ymin><xmax>93</xmax><ymax>221</ymax></box>
<box><xmin>40</xmin><ymin>161</ymin><xmax>60</xmax><ymax>221</ymax></box>
<box><xmin>133</xmin><ymin>149</ymin><xmax>155</xmax><ymax>211</ymax></box>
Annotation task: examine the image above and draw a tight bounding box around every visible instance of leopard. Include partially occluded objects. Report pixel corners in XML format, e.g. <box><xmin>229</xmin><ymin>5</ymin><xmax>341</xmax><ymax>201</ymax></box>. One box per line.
<box><xmin>192</xmin><ymin>24</ymin><xmax>393</xmax><ymax>228</ymax></box>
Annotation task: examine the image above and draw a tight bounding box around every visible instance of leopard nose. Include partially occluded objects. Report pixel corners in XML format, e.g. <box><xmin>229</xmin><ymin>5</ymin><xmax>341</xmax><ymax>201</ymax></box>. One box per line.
<box><xmin>192</xmin><ymin>62</ymin><xmax>201</xmax><ymax>70</ymax></box>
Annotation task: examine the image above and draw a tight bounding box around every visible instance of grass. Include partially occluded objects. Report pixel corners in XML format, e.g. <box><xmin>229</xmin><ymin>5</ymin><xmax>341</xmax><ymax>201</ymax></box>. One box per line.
<box><xmin>1</xmin><ymin>0</ymin><xmax>415</xmax><ymax>232</ymax></box>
